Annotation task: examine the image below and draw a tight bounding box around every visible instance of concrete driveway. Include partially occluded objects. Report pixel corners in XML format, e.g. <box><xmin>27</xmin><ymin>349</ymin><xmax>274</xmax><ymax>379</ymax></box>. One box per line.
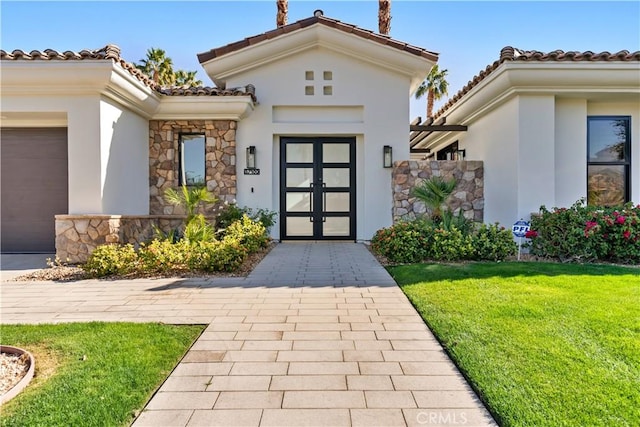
<box><xmin>1</xmin><ymin>253</ymin><xmax>54</xmax><ymax>281</ymax></box>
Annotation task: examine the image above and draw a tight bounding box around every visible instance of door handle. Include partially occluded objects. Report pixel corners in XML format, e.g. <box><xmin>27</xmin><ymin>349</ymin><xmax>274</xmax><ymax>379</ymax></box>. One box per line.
<box><xmin>309</xmin><ymin>182</ymin><xmax>314</xmax><ymax>222</ymax></box>
<box><xmin>322</xmin><ymin>183</ymin><xmax>327</xmax><ymax>223</ymax></box>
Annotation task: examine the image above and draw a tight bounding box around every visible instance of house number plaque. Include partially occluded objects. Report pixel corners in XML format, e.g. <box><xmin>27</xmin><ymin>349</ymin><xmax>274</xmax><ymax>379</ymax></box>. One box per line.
<box><xmin>244</xmin><ymin>168</ymin><xmax>260</xmax><ymax>175</ymax></box>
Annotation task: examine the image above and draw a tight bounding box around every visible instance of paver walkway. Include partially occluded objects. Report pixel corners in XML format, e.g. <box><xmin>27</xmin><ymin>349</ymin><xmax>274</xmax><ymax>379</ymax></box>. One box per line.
<box><xmin>1</xmin><ymin>242</ymin><xmax>495</xmax><ymax>426</ymax></box>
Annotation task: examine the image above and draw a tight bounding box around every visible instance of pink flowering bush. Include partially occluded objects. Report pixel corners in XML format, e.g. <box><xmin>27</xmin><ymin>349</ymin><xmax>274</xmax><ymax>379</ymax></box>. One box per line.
<box><xmin>526</xmin><ymin>199</ymin><xmax>640</xmax><ymax>263</ymax></box>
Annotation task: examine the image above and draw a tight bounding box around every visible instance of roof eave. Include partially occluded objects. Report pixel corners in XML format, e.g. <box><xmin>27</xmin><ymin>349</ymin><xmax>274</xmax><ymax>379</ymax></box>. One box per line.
<box><xmin>200</xmin><ymin>25</ymin><xmax>437</xmax><ymax>89</ymax></box>
<box><xmin>415</xmin><ymin>62</ymin><xmax>640</xmax><ymax>150</ymax></box>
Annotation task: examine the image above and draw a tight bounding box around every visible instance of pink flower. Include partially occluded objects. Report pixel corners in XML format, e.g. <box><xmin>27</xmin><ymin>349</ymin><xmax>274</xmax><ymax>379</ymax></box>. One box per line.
<box><xmin>616</xmin><ymin>215</ymin><xmax>626</xmax><ymax>225</ymax></box>
<box><xmin>623</xmin><ymin>231</ymin><xmax>631</xmax><ymax>240</ymax></box>
<box><xmin>525</xmin><ymin>230</ymin><xmax>538</xmax><ymax>239</ymax></box>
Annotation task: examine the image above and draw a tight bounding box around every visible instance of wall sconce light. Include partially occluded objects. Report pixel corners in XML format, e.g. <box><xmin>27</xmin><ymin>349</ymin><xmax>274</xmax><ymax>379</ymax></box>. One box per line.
<box><xmin>383</xmin><ymin>145</ymin><xmax>393</xmax><ymax>168</ymax></box>
<box><xmin>246</xmin><ymin>146</ymin><xmax>256</xmax><ymax>169</ymax></box>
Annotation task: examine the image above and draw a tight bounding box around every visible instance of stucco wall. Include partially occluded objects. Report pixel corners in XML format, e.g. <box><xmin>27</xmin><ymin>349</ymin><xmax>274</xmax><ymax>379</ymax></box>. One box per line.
<box><xmin>424</xmin><ymin>95</ymin><xmax>640</xmax><ymax>229</ymax></box>
<box><xmin>517</xmin><ymin>95</ymin><xmax>556</xmax><ymax>219</ymax></box>
<box><xmin>226</xmin><ymin>46</ymin><xmax>411</xmax><ymax>240</ymax></box>
<box><xmin>100</xmin><ymin>97</ymin><xmax>149</xmax><ymax>214</ymax></box>
<box><xmin>459</xmin><ymin>97</ymin><xmax>519</xmax><ymax>227</ymax></box>
<box><xmin>555</xmin><ymin>98</ymin><xmax>588</xmax><ymax>207</ymax></box>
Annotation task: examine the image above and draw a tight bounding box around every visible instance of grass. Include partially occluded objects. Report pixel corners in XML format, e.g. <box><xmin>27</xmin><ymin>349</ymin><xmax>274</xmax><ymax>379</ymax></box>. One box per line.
<box><xmin>389</xmin><ymin>262</ymin><xmax>640</xmax><ymax>427</ymax></box>
<box><xmin>0</xmin><ymin>322</ymin><xmax>204</xmax><ymax>427</ymax></box>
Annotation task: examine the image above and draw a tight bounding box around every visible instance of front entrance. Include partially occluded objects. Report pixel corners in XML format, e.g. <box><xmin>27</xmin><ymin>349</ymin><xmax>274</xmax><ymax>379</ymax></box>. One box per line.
<box><xmin>280</xmin><ymin>137</ymin><xmax>355</xmax><ymax>240</ymax></box>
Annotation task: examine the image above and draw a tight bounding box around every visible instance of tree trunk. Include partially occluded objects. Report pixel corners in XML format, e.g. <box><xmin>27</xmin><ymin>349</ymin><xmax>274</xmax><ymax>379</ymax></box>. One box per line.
<box><xmin>427</xmin><ymin>90</ymin><xmax>435</xmax><ymax>118</ymax></box>
<box><xmin>277</xmin><ymin>0</ymin><xmax>288</xmax><ymax>27</ymax></box>
<box><xmin>378</xmin><ymin>0</ymin><xmax>391</xmax><ymax>35</ymax></box>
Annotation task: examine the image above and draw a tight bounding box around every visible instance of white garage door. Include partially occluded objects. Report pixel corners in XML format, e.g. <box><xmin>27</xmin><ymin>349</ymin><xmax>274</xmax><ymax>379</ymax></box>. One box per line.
<box><xmin>1</xmin><ymin>128</ymin><xmax>68</xmax><ymax>252</ymax></box>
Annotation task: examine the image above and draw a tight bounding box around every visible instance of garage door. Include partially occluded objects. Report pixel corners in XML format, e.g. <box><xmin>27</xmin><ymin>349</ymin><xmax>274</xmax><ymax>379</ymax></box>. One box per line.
<box><xmin>1</xmin><ymin>128</ymin><xmax>68</xmax><ymax>253</ymax></box>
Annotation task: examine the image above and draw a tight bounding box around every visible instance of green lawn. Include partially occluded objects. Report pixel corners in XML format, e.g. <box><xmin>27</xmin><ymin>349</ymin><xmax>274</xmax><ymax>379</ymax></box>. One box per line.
<box><xmin>390</xmin><ymin>262</ymin><xmax>640</xmax><ymax>427</ymax></box>
<box><xmin>1</xmin><ymin>322</ymin><xmax>204</xmax><ymax>427</ymax></box>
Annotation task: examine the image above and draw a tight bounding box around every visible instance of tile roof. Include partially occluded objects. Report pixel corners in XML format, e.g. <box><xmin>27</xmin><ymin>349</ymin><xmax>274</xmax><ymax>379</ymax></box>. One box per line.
<box><xmin>1</xmin><ymin>45</ymin><xmax>257</xmax><ymax>100</ymax></box>
<box><xmin>432</xmin><ymin>46</ymin><xmax>640</xmax><ymax>120</ymax></box>
<box><xmin>158</xmin><ymin>84</ymin><xmax>256</xmax><ymax>99</ymax></box>
<box><xmin>197</xmin><ymin>14</ymin><xmax>439</xmax><ymax>64</ymax></box>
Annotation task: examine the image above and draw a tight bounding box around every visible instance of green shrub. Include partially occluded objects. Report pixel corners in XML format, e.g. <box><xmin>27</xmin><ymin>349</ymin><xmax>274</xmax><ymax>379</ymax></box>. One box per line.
<box><xmin>223</xmin><ymin>215</ymin><xmax>269</xmax><ymax>253</ymax></box>
<box><xmin>215</xmin><ymin>203</ymin><xmax>277</xmax><ymax>233</ymax></box>
<box><xmin>83</xmin><ymin>244</ymin><xmax>138</xmax><ymax>277</ymax></box>
<box><xmin>472</xmin><ymin>223</ymin><xmax>518</xmax><ymax>261</ymax></box>
<box><xmin>371</xmin><ymin>220</ymin><xmax>517</xmax><ymax>264</ymax></box>
<box><xmin>527</xmin><ymin>200</ymin><xmax>640</xmax><ymax>263</ymax></box>
<box><xmin>187</xmin><ymin>240</ymin><xmax>248</xmax><ymax>272</ymax></box>
<box><xmin>371</xmin><ymin>221</ymin><xmax>433</xmax><ymax>263</ymax></box>
<box><xmin>431</xmin><ymin>227</ymin><xmax>474</xmax><ymax>261</ymax></box>
<box><xmin>138</xmin><ymin>239</ymin><xmax>189</xmax><ymax>273</ymax></box>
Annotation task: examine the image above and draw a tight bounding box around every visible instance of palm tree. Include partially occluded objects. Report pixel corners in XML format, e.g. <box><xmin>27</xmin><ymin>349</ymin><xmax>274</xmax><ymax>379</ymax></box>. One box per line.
<box><xmin>415</xmin><ymin>64</ymin><xmax>449</xmax><ymax>119</ymax></box>
<box><xmin>277</xmin><ymin>0</ymin><xmax>288</xmax><ymax>27</ymax></box>
<box><xmin>378</xmin><ymin>0</ymin><xmax>391</xmax><ymax>35</ymax></box>
<box><xmin>136</xmin><ymin>48</ymin><xmax>174</xmax><ymax>86</ymax></box>
<box><xmin>165</xmin><ymin>186</ymin><xmax>217</xmax><ymax>224</ymax></box>
<box><xmin>410</xmin><ymin>176</ymin><xmax>457</xmax><ymax>222</ymax></box>
<box><xmin>174</xmin><ymin>70</ymin><xmax>202</xmax><ymax>88</ymax></box>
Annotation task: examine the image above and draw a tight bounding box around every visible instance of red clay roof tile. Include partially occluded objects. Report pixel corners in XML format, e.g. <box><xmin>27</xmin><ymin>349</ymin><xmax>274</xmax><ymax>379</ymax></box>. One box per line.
<box><xmin>1</xmin><ymin>45</ymin><xmax>257</xmax><ymax>100</ymax></box>
<box><xmin>197</xmin><ymin>14</ymin><xmax>438</xmax><ymax>64</ymax></box>
<box><xmin>431</xmin><ymin>47</ymin><xmax>640</xmax><ymax>121</ymax></box>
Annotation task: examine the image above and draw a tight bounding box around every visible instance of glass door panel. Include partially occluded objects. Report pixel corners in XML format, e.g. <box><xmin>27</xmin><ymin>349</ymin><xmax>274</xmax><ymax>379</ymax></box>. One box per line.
<box><xmin>286</xmin><ymin>168</ymin><xmax>313</xmax><ymax>188</ymax></box>
<box><xmin>323</xmin><ymin>217</ymin><xmax>350</xmax><ymax>237</ymax></box>
<box><xmin>286</xmin><ymin>193</ymin><xmax>312</xmax><ymax>212</ymax></box>
<box><xmin>325</xmin><ymin>193</ymin><xmax>349</xmax><ymax>212</ymax></box>
<box><xmin>286</xmin><ymin>143</ymin><xmax>314</xmax><ymax>163</ymax></box>
<box><xmin>323</xmin><ymin>143</ymin><xmax>350</xmax><ymax>163</ymax></box>
<box><xmin>323</xmin><ymin>168</ymin><xmax>350</xmax><ymax>187</ymax></box>
<box><xmin>286</xmin><ymin>217</ymin><xmax>314</xmax><ymax>236</ymax></box>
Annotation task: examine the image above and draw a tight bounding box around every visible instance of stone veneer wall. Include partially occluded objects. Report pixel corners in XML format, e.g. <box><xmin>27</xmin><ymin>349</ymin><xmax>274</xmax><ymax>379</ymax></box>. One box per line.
<box><xmin>149</xmin><ymin>120</ymin><xmax>237</xmax><ymax>215</ymax></box>
<box><xmin>392</xmin><ymin>160</ymin><xmax>484</xmax><ymax>222</ymax></box>
<box><xmin>55</xmin><ymin>215</ymin><xmax>184</xmax><ymax>263</ymax></box>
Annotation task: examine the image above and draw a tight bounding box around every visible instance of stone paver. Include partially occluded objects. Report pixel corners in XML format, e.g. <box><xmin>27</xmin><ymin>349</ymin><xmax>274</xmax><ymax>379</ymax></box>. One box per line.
<box><xmin>1</xmin><ymin>242</ymin><xmax>495</xmax><ymax>426</ymax></box>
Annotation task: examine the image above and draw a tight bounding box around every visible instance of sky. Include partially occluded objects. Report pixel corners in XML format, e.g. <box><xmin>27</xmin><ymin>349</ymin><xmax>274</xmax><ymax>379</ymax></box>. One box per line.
<box><xmin>2</xmin><ymin>1</ymin><xmax>639</xmax><ymax>118</ymax></box>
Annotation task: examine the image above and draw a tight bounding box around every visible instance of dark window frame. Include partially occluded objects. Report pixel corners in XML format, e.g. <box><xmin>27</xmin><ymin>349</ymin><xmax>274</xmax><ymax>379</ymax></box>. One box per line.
<box><xmin>178</xmin><ymin>133</ymin><xmax>206</xmax><ymax>187</ymax></box>
<box><xmin>586</xmin><ymin>115</ymin><xmax>631</xmax><ymax>206</ymax></box>
<box><xmin>436</xmin><ymin>141</ymin><xmax>459</xmax><ymax>160</ymax></box>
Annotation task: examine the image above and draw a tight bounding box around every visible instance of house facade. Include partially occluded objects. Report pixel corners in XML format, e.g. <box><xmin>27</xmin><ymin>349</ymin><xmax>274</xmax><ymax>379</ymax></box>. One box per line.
<box><xmin>2</xmin><ymin>13</ymin><xmax>637</xmax><ymax>261</ymax></box>
<box><xmin>0</xmin><ymin>14</ymin><xmax>437</xmax><ymax>259</ymax></box>
<box><xmin>411</xmin><ymin>47</ymin><xmax>640</xmax><ymax>227</ymax></box>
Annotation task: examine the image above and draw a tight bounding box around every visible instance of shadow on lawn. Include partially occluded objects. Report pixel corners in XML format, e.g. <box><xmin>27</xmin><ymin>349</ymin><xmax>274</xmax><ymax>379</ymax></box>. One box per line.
<box><xmin>388</xmin><ymin>261</ymin><xmax>639</xmax><ymax>286</ymax></box>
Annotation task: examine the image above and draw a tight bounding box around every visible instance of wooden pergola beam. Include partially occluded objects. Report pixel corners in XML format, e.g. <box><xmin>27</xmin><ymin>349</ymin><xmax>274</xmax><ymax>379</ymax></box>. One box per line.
<box><xmin>409</xmin><ymin>125</ymin><xmax>468</xmax><ymax>132</ymax></box>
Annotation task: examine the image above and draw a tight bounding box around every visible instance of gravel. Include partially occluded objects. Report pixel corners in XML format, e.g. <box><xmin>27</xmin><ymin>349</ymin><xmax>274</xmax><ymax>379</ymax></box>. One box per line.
<box><xmin>0</xmin><ymin>352</ymin><xmax>29</xmax><ymax>396</ymax></box>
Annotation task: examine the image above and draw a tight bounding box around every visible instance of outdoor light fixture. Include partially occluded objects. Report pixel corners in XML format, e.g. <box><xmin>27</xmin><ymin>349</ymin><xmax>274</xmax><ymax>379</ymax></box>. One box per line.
<box><xmin>246</xmin><ymin>146</ymin><xmax>256</xmax><ymax>169</ymax></box>
<box><xmin>457</xmin><ymin>149</ymin><xmax>466</xmax><ymax>160</ymax></box>
<box><xmin>383</xmin><ymin>145</ymin><xmax>393</xmax><ymax>168</ymax></box>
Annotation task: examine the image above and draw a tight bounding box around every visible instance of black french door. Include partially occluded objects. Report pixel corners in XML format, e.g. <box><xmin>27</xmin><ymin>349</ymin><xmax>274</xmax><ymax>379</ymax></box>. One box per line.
<box><xmin>280</xmin><ymin>137</ymin><xmax>356</xmax><ymax>240</ymax></box>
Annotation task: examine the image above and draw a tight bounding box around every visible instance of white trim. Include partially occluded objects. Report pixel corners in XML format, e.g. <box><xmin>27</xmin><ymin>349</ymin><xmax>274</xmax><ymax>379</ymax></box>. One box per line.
<box><xmin>152</xmin><ymin>96</ymin><xmax>255</xmax><ymax>120</ymax></box>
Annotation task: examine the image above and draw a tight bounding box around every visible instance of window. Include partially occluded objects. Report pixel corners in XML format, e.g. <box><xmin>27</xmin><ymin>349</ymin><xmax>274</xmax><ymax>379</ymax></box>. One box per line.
<box><xmin>179</xmin><ymin>133</ymin><xmax>205</xmax><ymax>186</ymax></box>
<box><xmin>437</xmin><ymin>141</ymin><xmax>459</xmax><ymax>160</ymax></box>
<box><xmin>587</xmin><ymin>116</ymin><xmax>631</xmax><ymax>206</ymax></box>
